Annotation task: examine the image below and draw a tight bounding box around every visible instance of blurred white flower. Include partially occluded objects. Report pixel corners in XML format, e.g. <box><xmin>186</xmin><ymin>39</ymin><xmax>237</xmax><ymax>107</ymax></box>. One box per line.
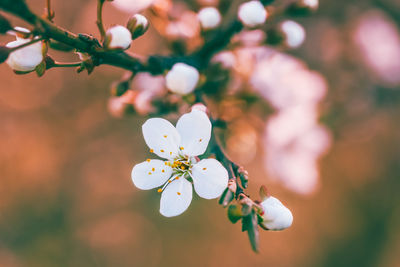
<box><xmin>280</xmin><ymin>20</ymin><xmax>306</xmax><ymax>48</ymax></box>
<box><xmin>131</xmin><ymin>110</ymin><xmax>228</xmax><ymax>217</ymax></box>
<box><xmin>5</xmin><ymin>28</ymin><xmax>43</xmax><ymax>72</ymax></box>
<box><xmin>105</xmin><ymin>25</ymin><xmax>132</xmax><ymax>50</ymax></box>
<box><xmin>131</xmin><ymin>73</ymin><xmax>165</xmax><ymax>115</ymax></box>
<box><xmin>165</xmin><ymin>63</ymin><xmax>199</xmax><ymax>95</ymax></box>
<box><xmin>112</xmin><ymin>0</ymin><xmax>155</xmax><ymax>13</ymax></box>
<box><xmin>260</xmin><ymin>196</ymin><xmax>293</xmax><ymax>230</ymax></box>
<box><xmin>250</xmin><ymin>50</ymin><xmax>327</xmax><ymax>110</ymax></box>
<box><xmin>198</xmin><ymin>7</ymin><xmax>221</xmax><ymax>30</ymax></box>
<box><xmin>238</xmin><ymin>1</ymin><xmax>267</xmax><ymax>27</ymax></box>
<box><xmin>353</xmin><ymin>11</ymin><xmax>400</xmax><ymax>86</ymax></box>
<box><xmin>302</xmin><ymin>0</ymin><xmax>319</xmax><ymax>10</ymax></box>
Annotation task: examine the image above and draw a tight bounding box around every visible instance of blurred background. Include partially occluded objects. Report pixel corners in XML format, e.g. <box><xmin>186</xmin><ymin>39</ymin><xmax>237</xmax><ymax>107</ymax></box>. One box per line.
<box><xmin>0</xmin><ymin>0</ymin><xmax>400</xmax><ymax>266</ymax></box>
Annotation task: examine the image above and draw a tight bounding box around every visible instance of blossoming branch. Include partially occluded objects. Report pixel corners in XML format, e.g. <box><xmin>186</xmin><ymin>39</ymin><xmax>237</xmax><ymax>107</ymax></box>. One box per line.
<box><xmin>0</xmin><ymin>0</ymin><xmax>322</xmax><ymax>252</ymax></box>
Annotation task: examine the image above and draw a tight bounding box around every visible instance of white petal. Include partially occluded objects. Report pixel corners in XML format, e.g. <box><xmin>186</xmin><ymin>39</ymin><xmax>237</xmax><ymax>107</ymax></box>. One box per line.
<box><xmin>191</xmin><ymin>158</ymin><xmax>228</xmax><ymax>199</ymax></box>
<box><xmin>176</xmin><ymin>110</ymin><xmax>211</xmax><ymax>156</ymax></box>
<box><xmin>142</xmin><ymin>118</ymin><xmax>180</xmax><ymax>159</ymax></box>
<box><xmin>260</xmin><ymin>196</ymin><xmax>293</xmax><ymax>230</ymax></box>
<box><xmin>131</xmin><ymin>160</ymin><xmax>172</xmax><ymax>190</ymax></box>
<box><xmin>160</xmin><ymin>178</ymin><xmax>193</xmax><ymax>217</ymax></box>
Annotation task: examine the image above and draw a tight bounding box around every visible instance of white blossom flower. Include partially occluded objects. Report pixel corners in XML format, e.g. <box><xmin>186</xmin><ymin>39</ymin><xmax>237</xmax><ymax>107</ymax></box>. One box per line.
<box><xmin>238</xmin><ymin>1</ymin><xmax>267</xmax><ymax>27</ymax></box>
<box><xmin>131</xmin><ymin>110</ymin><xmax>229</xmax><ymax>217</ymax></box>
<box><xmin>165</xmin><ymin>63</ymin><xmax>199</xmax><ymax>95</ymax></box>
<box><xmin>5</xmin><ymin>28</ymin><xmax>43</xmax><ymax>72</ymax></box>
<box><xmin>198</xmin><ymin>7</ymin><xmax>221</xmax><ymax>29</ymax></box>
<box><xmin>260</xmin><ymin>196</ymin><xmax>293</xmax><ymax>230</ymax></box>
<box><xmin>280</xmin><ymin>20</ymin><xmax>306</xmax><ymax>48</ymax></box>
<box><xmin>105</xmin><ymin>25</ymin><xmax>132</xmax><ymax>50</ymax></box>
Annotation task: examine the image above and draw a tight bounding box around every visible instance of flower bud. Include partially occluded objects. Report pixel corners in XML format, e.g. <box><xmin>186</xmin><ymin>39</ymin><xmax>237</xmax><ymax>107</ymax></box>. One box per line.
<box><xmin>280</xmin><ymin>20</ymin><xmax>305</xmax><ymax>48</ymax></box>
<box><xmin>5</xmin><ymin>36</ymin><xmax>43</xmax><ymax>72</ymax></box>
<box><xmin>127</xmin><ymin>14</ymin><xmax>149</xmax><ymax>39</ymax></box>
<box><xmin>238</xmin><ymin>1</ymin><xmax>267</xmax><ymax>27</ymax></box>
<box><xmin>198</xmin><ymin>7</ymin><xmax>221</xmax><ymax>30</ymax></box>
<box><xmin>0</xmin><ymin>14</ymin><xmax>12</xmax><ymax>34</ymax></box>
<box><xmin>165</xmin><ymin>63</ymin><xmax>199</xmax><ymax>95</ymax></box>
<box><xmin>260</xmin><ymin>196</ymin><xmax>293</xmax><ymax>230</ymax></box>
<box><xmin>104</xmin><ymin>25</ymin><xmax>132</xmax><ymax>50</ymax></box>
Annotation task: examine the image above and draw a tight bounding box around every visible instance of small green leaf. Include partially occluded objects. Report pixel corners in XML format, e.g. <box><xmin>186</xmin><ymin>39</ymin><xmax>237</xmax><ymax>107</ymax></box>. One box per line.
<box><xmin>242</xmin><ymin>211</ymin><xmax>260</xmax><ymax>252</ymax></box>
<box><xmin>227</xmin><ymin>204</ymin><xmax>243</xmax><ymax>224</ymax></box>
<box><xmin>35</xmin><ymin>60</ymin><xmax>46</xmax><ymax>77</ymax></box>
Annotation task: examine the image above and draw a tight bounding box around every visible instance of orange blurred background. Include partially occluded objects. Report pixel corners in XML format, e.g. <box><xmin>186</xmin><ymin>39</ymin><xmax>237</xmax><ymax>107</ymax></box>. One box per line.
<box><xmin>1</xmin><ymin>0</ymin><xmax>400</xmax><ymax>266</ymax></box>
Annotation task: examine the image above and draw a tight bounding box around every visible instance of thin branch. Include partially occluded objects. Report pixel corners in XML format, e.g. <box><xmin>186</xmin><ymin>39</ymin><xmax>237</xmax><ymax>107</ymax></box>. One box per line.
<box><xmin>45</xmin><ymin>0</ymin><xmax>54</xmax><ymax>22</ymax></box>
<box><xmin>96</xmin><ymin>0</ymin><xmax>106</xmax><ymax>42</ymax></box>
<box><xmin>52</xmin><ymin>61</ymin><xmax>81</xmax><ymax>68</ymax></box>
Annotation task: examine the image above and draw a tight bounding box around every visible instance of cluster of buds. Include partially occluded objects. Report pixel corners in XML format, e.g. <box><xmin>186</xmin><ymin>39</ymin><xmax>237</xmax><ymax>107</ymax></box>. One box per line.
<box><xmin>104</xmin><ymin>14</ymin><xmax>149</xmax><ymax>50</ymax></box>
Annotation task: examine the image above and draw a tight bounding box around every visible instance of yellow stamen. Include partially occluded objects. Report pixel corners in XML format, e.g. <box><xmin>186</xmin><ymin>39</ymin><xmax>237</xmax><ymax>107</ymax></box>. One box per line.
<box><xmin>176</xmin><ymin>177</ymin><xmax>180</xmax><ymax>180</ymax></box>
<box><xmin>177</xmin><ymin>192</ymin><xmax>181</xmax><ymax>195</ymax></box>
<box><xmin>170</xmin><ymin>151</ymin><xmax>172</xmax><ymax>155</ymax></box>
<box><xmin>203</xmin><ymin>167</ymin><xmax>207</xmax><ymax>170</ymax></box>
<box><xmin>179</xmin><ymin>147</ymin><xmax>184</xmax><ymax>150</ymax></box>
<box><xmin>181</xmin><ymin>166</ymin><xmax>185</xmax><ymax>170</ymax></box>
<box><xmin>163</xmin><ymin>135</ymin><xmax>167</xmax><ymax>138</ymax></box>
<box><xmin>165</xmin><ymin>162</ymin><xmax>168</xmax><ymax>166</ymax></box>
<box><xmin>162</xmin><ymin>169</ymin><xmax>165</xmax><ymax>173</ymax></box>
<box><xmin>199</xmin><ymin>138</ymin><xmax>202</xmax><ymax>142</ymax></box>
<box><xmin>160</xmin><ymin>149</ymin><xmax>164</xmax><ymax>152</ymax></box>
<box><xmin>150</xmin><ymin>149</ymin><xmax>154</xmax><ymax>153</ymax></box>
<box><xmin>157</xmin><ymin>189</ymin><xmax>162</xmax><ymax>193</ymax></box>
<box><xmin>148</xmin><ymin>172</ymin><xmax>152</xmax><ymax>175</ymax></box>
<box><xmin>152</xmin><ymin>168</ymin><xmax>155</xmax><ymax>171</ymax></box>
<box><xmin>168</xmin><ymin>180</ymin><xmax>172</xmax><ymax>183</ymax></box>
<box><xmin>146</xmin><ymin>159</ymin><xmax>151</xmax><ymax>162</ymax></box>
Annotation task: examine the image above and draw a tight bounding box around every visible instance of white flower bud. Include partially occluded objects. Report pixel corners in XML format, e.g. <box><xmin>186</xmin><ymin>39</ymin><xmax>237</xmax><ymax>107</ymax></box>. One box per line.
<box><xmin>238</xmin><ymin>1</ymin><xmax>267</xmax><ymax>27</ymax></box>
<box><xmin>165</xmin><ymin>63</ymin><xmax>199</xmax><ymax>95</ymax></box>
<box><xmin>260</xmin><ymin>196</ymin><xmax>293</xmax><ymax>230</ymax></box>
<box><xmin>105</xmin><ymin>25</ymin><xmax>132</xmax><ymax>50</ymax></box>
<box><xmin>5</xmin><ymin>37</ymin><xmax>43</xmax><ymax>72</ymax></box>
<box><xmin>127</xmin><ymin>14</ymin><xmax>149</xmax><ymax>39</ymax></box>
<box><xmin>198</xmin><ymin>7</ymin><xmax>221</xmax><ymax>29</ymax></box>
<box><xmin>112</xmin><ymin>0</ymin><xmax>155</xmax><ymax>14</ymax></box>
<box><xmin>280</xmin><ymin>20</ymin><xmax>306</xmax><ymax>48</ymax></box>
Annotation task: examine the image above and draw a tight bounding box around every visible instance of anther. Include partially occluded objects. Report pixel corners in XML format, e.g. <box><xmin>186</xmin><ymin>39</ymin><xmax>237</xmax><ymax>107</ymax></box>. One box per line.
<box><xmin>157</xmin><ymin>188</ymin><xmax>162</xmax><ymax>193</ymax></box>
<box><xmin>150</xmin><ymin>149</ymin><xmax>154</xmax><ymax>153</ymax></box>
<box><xmin>177</xmin><ymin>192</ymin><xmax>181</xmax><ymax>195</ymax></box>
<box><xmin>162</xmin><ymin>169</ymin><xmax>165</xmax><ymax>173</ymax></box>
<box><xmin>146</xmin><ymin>159</ymin><xmax>151</xmax><ymax>162</ymax></box>
<box><xmin>199</xmin><ymin>139</ymin><xmax>202</xmax><ymax>142</ymax></box>
<box><xmin>163</xmin><ymin>135</ymin><xmax>167</xmax><ymax>138</ymax></box>
<box><xmin>152</xmin><ymin>168</ymin><xmax>155</xmax><ymax>171</ymax></box>
<box><xmin>179</xmin><ymin>147</ymin><xmax>184</xmax><ymax>150</ymax></box>
<box><xmin>203</xmin><ymin>167</ymin><xmax>207</xmax><ymax>170</ymax></box>
<box><xmin>148</xmin><ymin>172</ymin><xmax>152</xmax><ymax>175</ymax></box>
<box><xmin>160</xmin><ymin>149</ymin><xmax>164</xmax><ymax>152</ymax></box>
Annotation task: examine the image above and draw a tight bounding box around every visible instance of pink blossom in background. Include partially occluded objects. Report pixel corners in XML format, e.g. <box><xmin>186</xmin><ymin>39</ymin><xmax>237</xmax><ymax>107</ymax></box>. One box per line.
<box><xmin>353</xmin><ymin>10</ymin><xmax>400</xmax><ymax>86</ymax></box>
<box><xmin>111</xmin><ymin>0</ymin><xmax>155</xmax><ymax>13</ymax></box>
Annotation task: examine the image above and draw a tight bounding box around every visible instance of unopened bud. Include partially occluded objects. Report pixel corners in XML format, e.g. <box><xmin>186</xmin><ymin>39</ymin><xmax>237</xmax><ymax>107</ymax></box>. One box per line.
<box><xmin>198</xmin><ymin>7</ymin><xmax>221</xmax><ymax>30</ymax></box>
<box><xmin>104</xmin><ymin>25</ymin><xmax>132</xmax><ymax>50</ymax></box>
<box><xmin>165</xmin><ymin>63</ymin><xmax>199</xmax><ymax>95</ymax></box>
<box><xmin>260</xmin><ymin>196</ymin><xmax>293</xmax><ymax>230</ymax></box>
<box><xmin>0</xmin><ymin>14</ymin><xmax>12</xmax><ymax>34</ymax></box>
<box><xmin>127</xmin><ymin>14</ymin><xmax>149</xmax><ymax>39</ymax></box>
<box><xmin>279</xmin><ymin>20</ymin><xmax>305</xmax><ymax>48</ymax></box>
<box><xmin>238</xmin><ymin>1</ymin><xmax>267</xmax><ymax>27</ymax></box>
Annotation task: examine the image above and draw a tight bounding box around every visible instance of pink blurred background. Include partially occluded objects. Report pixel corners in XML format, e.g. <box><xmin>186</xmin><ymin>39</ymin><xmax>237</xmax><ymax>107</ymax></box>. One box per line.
<box><xmin>1</xmin><ymin>0</ymin><xmax>400</xmax><ymax>266</ymax></box>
